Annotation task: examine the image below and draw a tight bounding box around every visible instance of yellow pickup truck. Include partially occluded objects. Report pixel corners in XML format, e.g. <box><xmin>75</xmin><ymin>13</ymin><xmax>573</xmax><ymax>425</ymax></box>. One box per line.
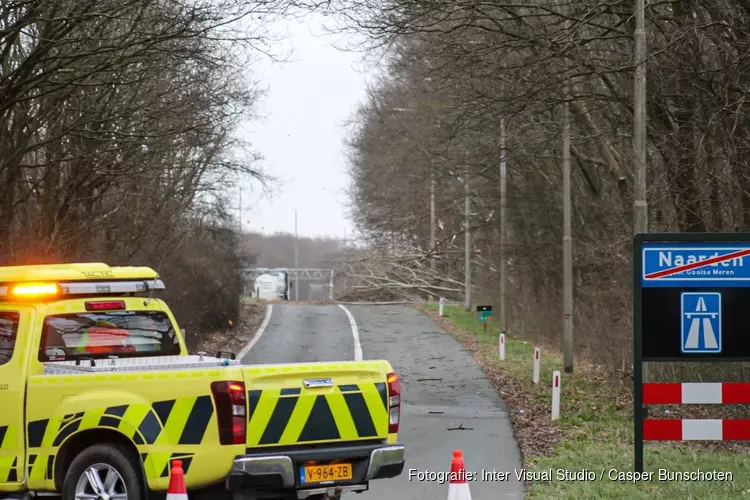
<box><xmin>0</xmin><ymin>263</ymin><xmax>404</xmax><ymax>500</ymax></box>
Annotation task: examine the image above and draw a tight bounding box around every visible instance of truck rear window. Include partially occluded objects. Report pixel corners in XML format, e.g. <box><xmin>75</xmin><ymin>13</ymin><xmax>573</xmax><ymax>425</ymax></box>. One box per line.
<box><xmin>39</xmin><ymin>311</ymin><xmax>180</xmax><ymax>361</ymax></box>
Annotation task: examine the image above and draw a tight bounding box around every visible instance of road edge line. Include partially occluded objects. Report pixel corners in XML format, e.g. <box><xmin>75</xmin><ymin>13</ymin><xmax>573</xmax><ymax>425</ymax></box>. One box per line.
<box><xmin>237</xmin><ymin>303</ymin><xmax>273</xmax><ymax>360</ymax></box>
<box><xmin>338</xmin><ymin>304</ymin><xmax>363</xmax><ymax>361</ymax></box>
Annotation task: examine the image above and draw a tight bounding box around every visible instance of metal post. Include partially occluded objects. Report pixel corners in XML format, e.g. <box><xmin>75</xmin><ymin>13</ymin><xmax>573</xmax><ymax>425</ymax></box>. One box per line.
<box><xmin>430</xmin><ymin>165</ymin><xmax>436</xmax><ymax>272</ymax></box>
<box><xmin>634</xmin><ymin>0</ymin><xmax>649</xmax><ymax>387</ymax></box>
<box><xmin>464</xmin><ymin>165</ymin><xmax>471</xmax><ymax>312</ymax></box>
<box><xmin>499</xmin><ymin>117</ymin><xmax>508</xmax><ymax>335</ymax></box>
<box><xmin>238</xmin><ymin>187</ymin><xmax>242</xmax><ymax>233</ymax></box>
<box><xmin>633</xmin><ymin>239</ymin><xmax>645</xmax><ymax>472</ymax></box>
<box><xmin>634</xmin><ymin>329</ymin><xmax>644</xmax><ymax>472</ymax></box>
<box><xmin>329</xmin><ymin>270</ymin><xmax>334</xmax><ymax>300</ymax></box>
<box><xmin>551</xmin><ymin>371</ymin><xmax>561</xmax><ymax>420</ymax></box>
<box><xmin>294</xmin><ymin>210</ymin><xmax>299</xmax><ymax>301</ymax></box>
<box><xmin>562</xmin><ymin>73</ymin><xmax>574</xmax><ymax>374</ymax></box>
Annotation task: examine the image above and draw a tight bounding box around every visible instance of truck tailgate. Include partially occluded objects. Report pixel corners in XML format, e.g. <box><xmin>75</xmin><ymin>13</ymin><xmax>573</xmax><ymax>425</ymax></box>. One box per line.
<box><xmin>242</xmin><ymin>361</ymin><xmax>391</xmax><ymax>448</ymax></box>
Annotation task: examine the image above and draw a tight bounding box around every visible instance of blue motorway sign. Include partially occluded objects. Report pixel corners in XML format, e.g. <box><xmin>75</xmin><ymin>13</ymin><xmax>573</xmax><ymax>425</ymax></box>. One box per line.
<box><xmin>641</xmin><ymin>242</ymin><xmax>750</xmax><ymax>287</ymax></box>
<box><xmin>680</xmin><ymin>292</ymin><xmax>721</xmax><ymax>354</ymax></box>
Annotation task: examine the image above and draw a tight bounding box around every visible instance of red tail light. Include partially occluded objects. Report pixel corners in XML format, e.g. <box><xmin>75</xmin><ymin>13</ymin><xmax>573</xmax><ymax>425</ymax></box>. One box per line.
<box><xmin>210</xmin><ymin>381</ymin><xmax>246</xmax><ymax>445</ymax></box>
<box><xmin>386</xmin><ymin>372</ymin><xmax>401</xmax><ymax>433</ymax></box>
<box><xmin>85</xmin><ymin>301</ymin><xmax>126</xmax><ymax>311</ymax></box>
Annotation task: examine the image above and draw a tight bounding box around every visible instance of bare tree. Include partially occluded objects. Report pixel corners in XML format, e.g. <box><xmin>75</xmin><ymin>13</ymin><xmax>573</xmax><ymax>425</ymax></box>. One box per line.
<box><xmin>0</xmin><ymin>0</ymin><xmax>294</xmax><ymax>335</ymax></box>
<box><xmin>329</xmin><ymin>0</ymin><xmax>750</xmax><ymax>374</ymax></box>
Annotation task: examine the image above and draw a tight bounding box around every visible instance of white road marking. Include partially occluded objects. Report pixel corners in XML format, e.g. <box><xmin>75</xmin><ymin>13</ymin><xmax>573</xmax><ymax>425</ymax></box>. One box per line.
<box><xmin>237</xmin><ymin>303</ymin><xmax>273</xmax><ymax>360</ymax></box>
<box><xmin>338</xmin><ymin>304</ymin><xmax>363</xmax><ymax>361</ymax></box>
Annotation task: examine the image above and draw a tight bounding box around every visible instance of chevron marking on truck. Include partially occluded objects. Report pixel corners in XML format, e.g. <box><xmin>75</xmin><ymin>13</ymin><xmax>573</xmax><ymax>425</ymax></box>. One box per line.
<box><xmin>27</xmin><ymin>453</ymin><xmax>46</xmax><ymax>481</ymax></box>
<box><xmin>159</xmin><ymin>452</ymin><xmax>195</xmax><ymax>478</ymax></box>
<box><xmin>24</xmin><ymin>395</ymin><xmax>216</xmax><ymax>482</ymax></box>
<box><xmin>0</xmin><ymin>457</ymin><xmax>18</xmax><ymax>482</ymax></box>
<box><xmin>22</xmin><ymin>452</ymin><xmax>54</xmax><ymax>481</ymax></box>
<box><xmin>0</xmin><ymin>457</ymin><xmax>15</xmax><ymax>483</ymax></box>
<box><xmin>23</xmin><ymin>382</ymin><xmax>389</xmax><ymax>484</ymax></box>
<box><xmin>0</xmin><ymin>424</ymin><xmax>19</xmax><ymax>482</ymax></box>
<box><xmin>247</xmin><ymin>383</ymin><xmax>390</xmax><ymax>448</ymax></box>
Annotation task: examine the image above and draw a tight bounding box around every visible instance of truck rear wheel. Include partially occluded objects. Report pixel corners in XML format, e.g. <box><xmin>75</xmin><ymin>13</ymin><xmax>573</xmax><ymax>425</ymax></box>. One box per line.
<box><xmin>61</xmin><ymin>443</ymin><xmax>143</xmax><ymax>500</ymax></box>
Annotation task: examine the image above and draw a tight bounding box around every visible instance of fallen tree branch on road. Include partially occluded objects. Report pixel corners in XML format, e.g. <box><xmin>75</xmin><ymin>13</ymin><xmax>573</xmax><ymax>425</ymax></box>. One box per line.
<box><xmin>326</xmin><ymin>241</ymin><xmax>498</xmax><ymax>302</ymax></box>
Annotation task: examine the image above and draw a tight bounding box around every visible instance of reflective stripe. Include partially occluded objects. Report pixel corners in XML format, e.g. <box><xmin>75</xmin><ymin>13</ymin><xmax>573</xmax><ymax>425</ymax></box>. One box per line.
<box><xmin>643</xmin><ymin>382</ymin><xmax>750</xmax><ymax>404</ymax></box>
<box><xmin>644</xmin><ymin>419</ymin><xmax>750</xmax><ymax>440</ymax></box>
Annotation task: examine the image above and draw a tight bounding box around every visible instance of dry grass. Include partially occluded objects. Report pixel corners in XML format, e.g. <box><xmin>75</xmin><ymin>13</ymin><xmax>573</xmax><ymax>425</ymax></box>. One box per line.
<box><xmin>191</xmin><ymin>301</ymin><xmax>267</xmax><ymax>356</ymax></box>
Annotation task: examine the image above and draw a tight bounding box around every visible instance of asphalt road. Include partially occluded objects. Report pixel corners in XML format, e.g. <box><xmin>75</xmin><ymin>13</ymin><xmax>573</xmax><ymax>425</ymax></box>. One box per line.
<box><xmin>241</xmin><ymin>303</ymin><xmax>524</xmax><ymax>499</ymax></box>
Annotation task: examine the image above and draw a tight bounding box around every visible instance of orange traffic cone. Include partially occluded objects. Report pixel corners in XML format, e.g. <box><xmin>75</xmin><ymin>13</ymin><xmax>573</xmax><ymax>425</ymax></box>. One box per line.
<box><xmin>166</xmin><ymin>460</ymin><xmax>188</xmax><ymax>500</ymax></box>
<box><xmin>447</xmin><ymin>450</ymin><xmax>472</xmax><ymax>500</ymax></box>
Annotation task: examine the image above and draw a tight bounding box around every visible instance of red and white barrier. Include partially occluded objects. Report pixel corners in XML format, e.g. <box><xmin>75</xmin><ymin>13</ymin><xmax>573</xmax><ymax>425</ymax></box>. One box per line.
<box><xmin>499</xmin><ymin>333</ymin><xmax>505</xmax><ymax>361</ymax></box>
<box><xmin>551</xmin><ymin>370</ymin><xmax>560</xmax><ymax>420</ymax></box>
<box><xmin>644</xmin><ymin>382</ymin><xmax>750</xmax><ymax>404</ymax></box>
<box><xmin>532</xmin><ymin>347</ymin><xmax>540</xmax><ymax>384</ymax></box>
<box><xmin>439</xmin><ymin>297</ymin><xmax>445</xmax><ymax>317</ymax></box>
<box><xmin>642</xmin><ymin>382</ymin><xmax>750</xmax><ymax>442</ymax></box>
<box><xmin>644</xmin><ymin>419</ymin><xmax>750</xmax><ymax>441</ymax></box>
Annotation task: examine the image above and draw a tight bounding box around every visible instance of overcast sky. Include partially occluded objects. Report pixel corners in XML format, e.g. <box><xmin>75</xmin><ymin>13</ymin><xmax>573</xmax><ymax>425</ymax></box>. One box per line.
<box><xmin>236</xmin><ymin>14</ymin><xmax>378</xmax><ymax>240</ymax></box>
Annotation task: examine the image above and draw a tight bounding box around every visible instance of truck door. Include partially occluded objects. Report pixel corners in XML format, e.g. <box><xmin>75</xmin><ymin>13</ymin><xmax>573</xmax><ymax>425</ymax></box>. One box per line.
<box><xmin>0</xmin><ymin>307</ymin><xmax>32</xmax><ymax>490</ymax></box>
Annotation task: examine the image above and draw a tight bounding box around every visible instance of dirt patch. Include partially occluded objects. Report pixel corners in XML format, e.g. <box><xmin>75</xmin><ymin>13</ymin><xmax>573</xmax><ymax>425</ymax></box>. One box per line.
<box><xmin>191</xmin><ymin>302</ymin><xmax>266</xmax><ymax>356</ymax></box>
<box><xmin>419</xmin><ymin>306</ymin><xmax>561</xmax><ymax>462</ymax></box>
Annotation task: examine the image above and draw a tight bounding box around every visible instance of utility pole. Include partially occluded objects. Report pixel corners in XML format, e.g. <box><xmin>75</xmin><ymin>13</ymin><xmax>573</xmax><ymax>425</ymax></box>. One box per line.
<box><xmin>294</xmin><ymin>210</ymin><xmax>299</xmax><ymax>301</ymax></box>
<box><xmin>634</xmin><ymin>0</ymin><xmax>650</xmax><ymax>392</ymax></box>
<box><xmin>238</xmin><ymin>187</ymin><xmax>242</xmax><ymax>233</ymax></box>
<box><xmin>499</xmin><ymin>117</ymin><xmax>508</xmax><ymax>335</ymax></box>
<box><xmin>429</xmin><ymin>115</ymin><xmax>440</xmax><ymax>301</ymax></box>
<box><xmin>430</xmin><ymin>165</ymin><xmax>436</xmax><ymax>272</ymax></box>
<box><xmin>562</xmin><ymin>72</ymin><xmax>574</xmax><ymax>373</ymax></box>
<box><xmin>634</xmin><ymin>0</ymin><xmax>648</xmax><ymax>235</ymax></box>
<box><xmin>464</xmin><ymin>164</ymin><xmax>471</xmax><ymax>312</ymax></box>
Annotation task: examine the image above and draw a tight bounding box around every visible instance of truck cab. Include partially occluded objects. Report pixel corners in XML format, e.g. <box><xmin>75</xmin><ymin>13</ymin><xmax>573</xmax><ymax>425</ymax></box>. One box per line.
<box><xmin>0</xmin><ymin>263</ymin><xmax>404</xmax><ymax>500</ymax></box>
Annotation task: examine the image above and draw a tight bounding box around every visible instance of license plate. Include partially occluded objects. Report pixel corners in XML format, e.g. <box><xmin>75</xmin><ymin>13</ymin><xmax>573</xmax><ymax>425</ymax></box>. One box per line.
<box><xmin>300</xmin><ymin>463</ymin><xmax>353</xmax><ymax>484</ymax></box>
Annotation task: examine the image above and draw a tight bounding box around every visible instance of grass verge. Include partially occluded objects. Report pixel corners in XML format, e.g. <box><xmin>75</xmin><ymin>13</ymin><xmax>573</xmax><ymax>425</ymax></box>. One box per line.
<box><xmin>417</xmin><ymin>303</ymin><xmax>750</xmax><ymax>499</ymax></box>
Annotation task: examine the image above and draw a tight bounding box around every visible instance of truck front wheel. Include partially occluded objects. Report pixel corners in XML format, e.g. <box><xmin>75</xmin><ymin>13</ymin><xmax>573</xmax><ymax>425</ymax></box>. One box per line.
<box><xmin>61</xmin><ymin>443</ymin><xmax>143</xmax><ymax>500</ymax></box>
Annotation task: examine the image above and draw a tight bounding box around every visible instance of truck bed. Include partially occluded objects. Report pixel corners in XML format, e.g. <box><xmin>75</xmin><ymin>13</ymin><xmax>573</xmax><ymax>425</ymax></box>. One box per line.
<box><xmin>41</xmin><ymin>354</ymin><xmax>239</xmax><ymax>374</ymax></box>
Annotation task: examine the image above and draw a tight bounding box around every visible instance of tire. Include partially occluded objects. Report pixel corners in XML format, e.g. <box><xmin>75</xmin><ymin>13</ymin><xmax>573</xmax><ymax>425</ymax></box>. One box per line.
<box><xmin>61</xmin><ymin>443</ymin><xmax>144</xmax><ymax>500</ymax></box>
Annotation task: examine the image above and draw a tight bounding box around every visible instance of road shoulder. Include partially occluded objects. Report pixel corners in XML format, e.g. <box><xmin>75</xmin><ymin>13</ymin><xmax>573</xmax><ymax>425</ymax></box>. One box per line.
<box><xmin>420</xmin><ymin>303</ymin><xmax>750</xmax><ymax>499</ymax></box>
<box><xmin>192</xmin><ymin>300</ymin><xmax>267</xmax><ymax>355</ymax></box>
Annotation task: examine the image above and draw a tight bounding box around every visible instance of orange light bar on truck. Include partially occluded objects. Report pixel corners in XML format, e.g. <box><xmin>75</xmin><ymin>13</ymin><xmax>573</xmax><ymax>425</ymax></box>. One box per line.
<box><xmin>10</xmin><ymin>282</ymin><xmax>60</xmax><ymax>297</ymax></box>
<box><xmin>0</xmin><ymin>278</ymin><xmax>166</xmax><ymax>301</ymax></box>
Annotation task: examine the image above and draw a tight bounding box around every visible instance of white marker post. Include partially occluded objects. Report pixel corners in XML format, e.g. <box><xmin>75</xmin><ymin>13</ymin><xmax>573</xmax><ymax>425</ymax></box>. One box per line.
<box><xmin>499</xmin><ymin>333</ymin><xmax>506</xmax><ymax>361</ymax></box>
<box><xmin>551</xmin><ymin>370</ymin><xmax>561</xmax><ymax>420</ymax></box>
<box><xmin>533</xmin><ymin>347</ymin><xmax>540</xmax><ymax>384</ymax></box>
<box><xmin>439</xmin><ymin>297</ymin><xmax>445</xmax><ymax>317</ymax></box>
